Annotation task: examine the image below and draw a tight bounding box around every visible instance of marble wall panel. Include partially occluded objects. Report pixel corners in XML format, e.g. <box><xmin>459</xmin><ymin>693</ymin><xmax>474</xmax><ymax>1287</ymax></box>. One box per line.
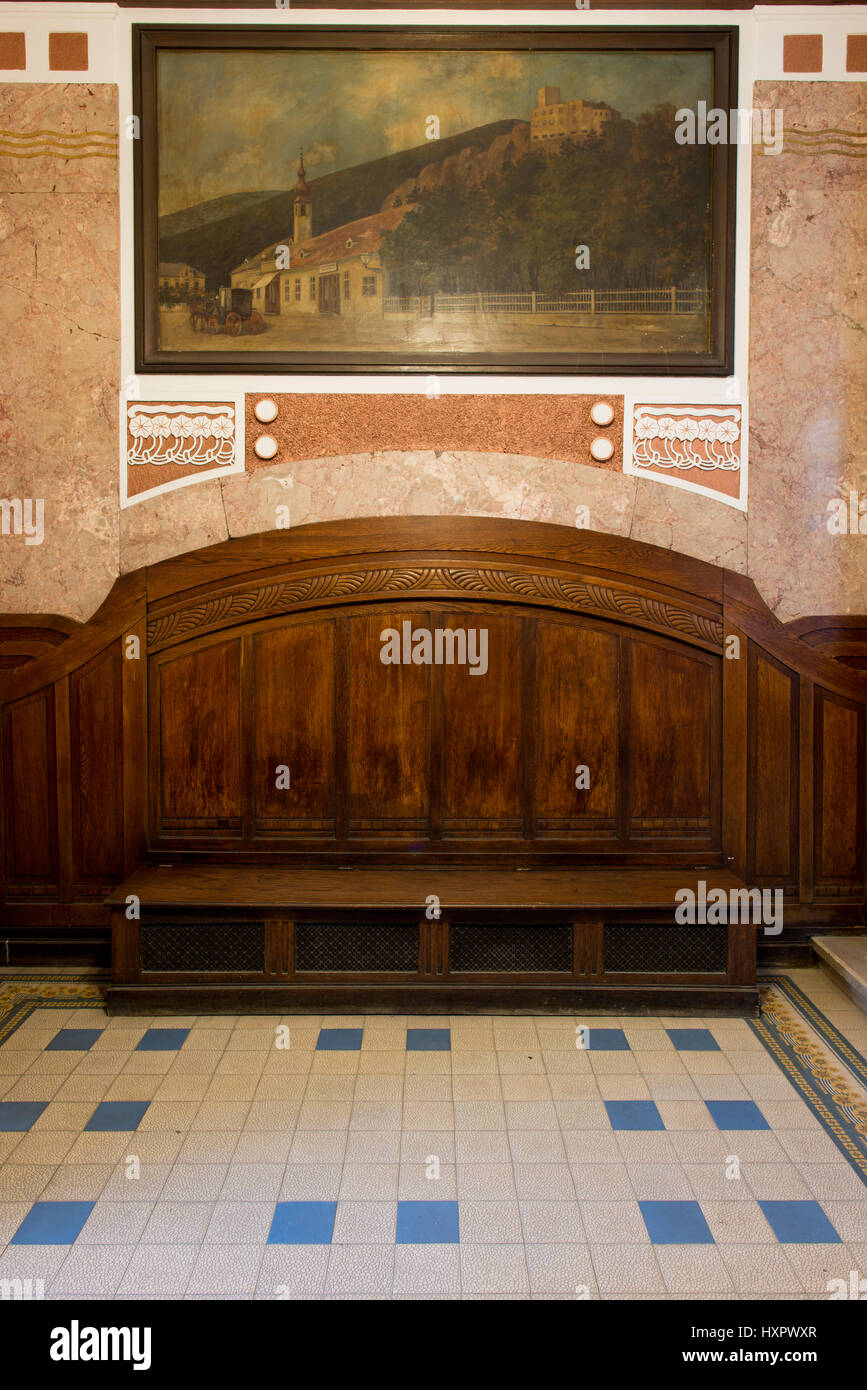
<box><xmin>750</xmin><ymin>82</ymin><xmax>867</xmax><ymax>622</ymax></box>
<box><xmin>0</xmin><ymin>83</ymin><xmax>119</xmax><ymax>621</ymax></box>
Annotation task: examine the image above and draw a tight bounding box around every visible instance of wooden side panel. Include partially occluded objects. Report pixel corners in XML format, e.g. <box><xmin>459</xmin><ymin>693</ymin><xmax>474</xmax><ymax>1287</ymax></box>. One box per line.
<box><xmin>347</xmin><ymin>611</ymin><xmax>431</xmax><ymax>837</ymax></box>
<box><xmin>815</xmin><ymin>690</ymin><xmax>864</xmax><ymax>889</ymax></box>
<box><xmin>252</xmin><ymin>621</ymin><xmax>336</xmax><ymax>837</ymax></box>
<box><xmin>2</xmin><ymin>687</ymin><xmax>58</xmax><ymax>892</ymax></box>
<box><xmin>70</xmin><ymin>644</ymin><xmax>124</xmax><ymax>887</ymax></box>
<box><xmin>535</xmin><ymin>618</ymin><xmax>619</xmax><ymax>839</ymax></box>
<box><xmin>155</xmin><ymin>640</ymin><xmax>242</xmax><ymax>836</ymax></box>
<box><xmin>626</xmin><ymin>637</ymin><xmax>719</xmax><ymax>842</ymax></box>
<box><xmin>122</xmin><ymin>618</ymin><xmax>148</xmax><ymax>877</ymax></box>
<box><xmin>748</xmin><ymin>649</ymin><xmax>798</xmax><ymax>884</ymax></box>
<box><xmin>441</xmin><ymin>611</ymin><xmax>523</xmax><ymax>838</ymax></box>
<box><xmin>722</xmin><ymin>625</ymin><xmax>748</xmax><ymax>878</ymax></box>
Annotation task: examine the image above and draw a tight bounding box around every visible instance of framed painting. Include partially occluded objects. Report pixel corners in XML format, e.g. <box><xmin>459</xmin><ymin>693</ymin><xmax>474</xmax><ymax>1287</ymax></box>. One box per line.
<box><xmin>133</xmin><ymin>25</ymin><xmax>737</xmax><ymax>375</ymax></box>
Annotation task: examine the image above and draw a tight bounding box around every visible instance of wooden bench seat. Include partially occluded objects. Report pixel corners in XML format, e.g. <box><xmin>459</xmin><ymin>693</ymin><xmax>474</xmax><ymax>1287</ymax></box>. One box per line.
<box><xmin>106</xmin><ymin>864</ymin><xmax>758</xmax><ymax>1016</ymax></box>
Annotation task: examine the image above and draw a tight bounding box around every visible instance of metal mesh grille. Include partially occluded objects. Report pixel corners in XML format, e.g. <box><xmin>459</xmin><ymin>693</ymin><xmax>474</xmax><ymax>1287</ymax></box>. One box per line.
<box><xmin>604</xmin><ymin>924</ymin><xmax>727</xmax><ymax>974</ymax></box>
<box><xmin>141</xmin><ymin>921</ymin><xmax>265</xmax><ymax>974</ymax></box>
<box><xmin>295</xmin><ymin>921</ymin><xmax>419</xmax><ymax>973</ymax></box>
<box><xmin>449</xmin><ymin>922</ymin><xmax>572</xmax><ymax>974</ymax></box>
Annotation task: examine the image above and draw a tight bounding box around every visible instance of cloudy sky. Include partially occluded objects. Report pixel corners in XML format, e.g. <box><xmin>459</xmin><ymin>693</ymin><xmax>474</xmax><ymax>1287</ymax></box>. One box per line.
<box><xmin>157</xmin><ymin>47</ymin><xmax>712</xmax><ymax>216</ymax></box>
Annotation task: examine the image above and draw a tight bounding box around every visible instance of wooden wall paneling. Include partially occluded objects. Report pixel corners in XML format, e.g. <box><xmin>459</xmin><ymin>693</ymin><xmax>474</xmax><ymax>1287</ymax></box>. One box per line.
<box><xmin>429</xmin><ymin>614</ymin><xmax>445</xmax><ymax>844</ymax></box>
<box><xmin>151</xmin><ymin>637</ymin><xmax>243</xmax><ymax>842</ymax></box>
<box><xmin>0</xmin><ymin>699</ymin><xmax>5</xmax><ymax>907</ymax></box>
<box><xmin>240</xmin><ymin>632</ymin><xmax>254</xmax><ymax>844</ymax></box>
<box><xmin>142</xmin><ymin>519</ymin><xmax>724</xmax><ymax>617</ymax></box>
<box><xmin>616</xmin><ymin>633</ymin><xmax>629</xmax><ymax>847</ymax></box>
<box><xmin>535</xmin><ymin>617</ymin><xmax>619</xmax><ymax>841</ymax></box>
<box><xmin>460</xmin><ymin>608</ymin><xmax>520</xmax><ymax>837</ymax></box>
<box><xmin>123</xmin><ymin>621</ymin><xmax>148</xmax><ymax>877</ymax></box>
<box><xmin>251</xmin><ymin>620</ymin><xmax>337</xmax><ymax>839</ymax></box>
<box><xmin>788</xmin><ymin>616</ymin><xmax>867</xmax><ymax>676</ymax></box>
<box><xmin>55</xmin><ymin>677</ymin><xmax>73</xmax><ymax>903</ymax></box>
<box><xmin>440</xmin><ymin>609</ymin><xmax>523</xmax><ymax>840</ymax></box>
<box><xmin>420</xmin><ymin>914</ymin><xmax>436</xmax><ymax>979</ymax></box>
<box><xmin>2</xmin><ymin>686</ymin><xmax>59</xmax><ymax>896</ymax></box>
<box><xmin>435</xmin><ymin>914</ymin><xmax>447</xmax><ymax>977</ymax></box>
<box><xmin>0</xmin><ymin>573</ymin><xmax>146</xmax><ymax>708</ymax></box>
<box><xmin>334</xmin><ymin>616</ymin><xmax>350</xmax><ymax>843</ymax></box>
<box><xmin>722</xmin><ymin>623</ymin><xmax>748</xmax><ymax>879</ymax></box>
<box><xmin>747</xmin><ymin>646</ymin><xmax>799</xmax><ymax>885</ymax></box>
<box><xmin>521</xmin><ymin>616</ymin><xmax>537</xmax><ymax>842</ymax></box>
<box><xmin>728</xmin><ymin>922</ymin><xmax>757</xmax><ymax>985</ymax></box>
<box><xmin>110</xmin><ymin>907</ymin><xmax>139</xmax><ymax>984</ymax></box>
<box><xmin>265</xmin><ymin>919</ymin><xmax>290</xmax><ymax>977</ymax></box>
<box><xmin>625</xmin><ymin>634</ymin><xmax>721</xmax><ymax>847</ymax></box>
<box><xmin>725</xmin><ymin>570</ymin><xmax>867</xmax><ymax>707</ymax></box>
<box><xmin>70</xmin><ymin>643</ymin><xmax>125</xmax><ymax>892</ymax></box>
<box><xmin>347</xmin><ymin>609</ymin><xmax>431</xmax><ymax>840</ymax></box>
<box><xmin>799</xmin><ymin>678</ymin><xmax>815</xmax><ymax>905</ymax></box>
<box><xmin>574</xmin><ymin>919</ymin><xmax>604</xmax><ymax>979</ymax></box>
<box><xmin>814</xmin><ymin>687</ymin><xmax>865</xmax><ymax>894</ymax></box>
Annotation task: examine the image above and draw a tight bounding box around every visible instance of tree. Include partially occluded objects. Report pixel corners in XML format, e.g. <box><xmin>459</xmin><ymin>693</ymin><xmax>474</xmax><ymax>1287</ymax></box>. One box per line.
<box><xmin>380</xmin><ymin>106</ymin><xmax>712</xmax><ymax>300</ymax></box>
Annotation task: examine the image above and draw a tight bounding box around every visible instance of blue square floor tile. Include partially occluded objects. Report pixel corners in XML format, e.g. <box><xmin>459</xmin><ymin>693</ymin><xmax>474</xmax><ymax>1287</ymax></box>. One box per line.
<box><xmin>406</xmin><ymin>1028</ymin><xmax>451</xmax><ymax>1052</ymax></box>
<box><xmin>586</xmin><ymin>1028</ymin><xmax>630</xmax><ymax>1051</ymax></box>
<box><xmin>396</xmin><ymin>1201</ymin><xmax>460</xmax><ymax>1244</ymax></box>
<box><xmin>605</xmin><ymin>1099</ymin><xmax>665</xmax><ymax>1131</ymax></box>
<box><xmin>11</xmin><ymin>1201</ymin><xmax>95</xmax><ymax>1245</ymax></box>
<box><xmin>316</xmin><ymin>1028</ymin><xmax>363</xmax><ymax>1051</ymax></box>
<box><xmin>759</xmin><ymin>1200</ymin><xmax>841</xmax><ymax>1244</ymax></box>
<box><xmin>135</xmin><ymin>1028</ymin><xmax>190</xmax><ymax>1052</ymax></box>
<box><xmin>268</xmin><ymin>1201</ymin><xmax>337</xmax><ymax>1244</ymax></box>
<box><xmin>666</xmin><ymin>1028</ymin><xmax>721</xmax><ymax>1052</ymax></box>
<box><xmin>84</xmin><ymin>1101</ymin><xmax>150</xmax><ymax>1132</ymax></box>
<box><xmin>45</xmin><ymin>1028</ymin><xmax>103</xmax><ymax>1052</ymax></box>
<box><xmin>0</xmin><ymin>1101</ymin><xmax>49</xmax><ymax>1132</ymax></box>
<box><xmin>706</xmin><ymin>1099</ymin><xmax>770</xmax><ymax>1130</ymax></box>
<box><xmin>640</xmin><ymin>1200</ymin><xmax>715</xmax><ymax>1245</ymax></box>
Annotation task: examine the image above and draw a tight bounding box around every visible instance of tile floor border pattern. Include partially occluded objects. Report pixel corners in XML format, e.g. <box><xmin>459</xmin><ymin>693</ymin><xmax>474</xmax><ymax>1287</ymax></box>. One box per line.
<box><xmin>0</xmin><ymin>976</ymin><xmax>109</xmax><ymax>1048</ymax></box>
<box><xmin>750</xmin><ymin>977</ymin><xmax>867</xmax><ymax>1187</ymax></box>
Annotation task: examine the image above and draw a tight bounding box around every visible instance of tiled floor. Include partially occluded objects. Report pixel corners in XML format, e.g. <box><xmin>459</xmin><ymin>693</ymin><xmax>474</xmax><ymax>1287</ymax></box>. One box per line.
<box><xmin>0</xmin><ymin>966</ymin><xmax>865</xmax><ymax>1300</ymax></box>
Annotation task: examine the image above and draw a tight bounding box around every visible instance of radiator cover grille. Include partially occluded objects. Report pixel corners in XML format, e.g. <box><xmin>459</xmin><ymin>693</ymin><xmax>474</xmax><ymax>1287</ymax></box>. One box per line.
<box><xmin>294</xmin><ymin>921</ymin><xmax>419</xmax><ymax>973</ymax></box>
<box><xmin>604</xmin><ymin>923</ymin><xmax>727</xmax><ymax>975</ymax></box>
<box><xmin>141</xmin><ymin>921</ymin><xmax>265</xmax><ymax>973</ymax></box>
<box><xmin>449</xmin><ymin>922</ymin><xmax>572</xmax><ymax>974</ymax></box>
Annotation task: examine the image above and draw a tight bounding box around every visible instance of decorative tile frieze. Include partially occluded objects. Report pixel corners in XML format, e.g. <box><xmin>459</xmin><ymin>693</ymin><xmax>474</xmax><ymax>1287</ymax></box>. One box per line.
<box><xmin>629</xmin><ymin>404</ymin><xmax>743</xmax><ymax>508</ymax></box>
<box><xmin>124</xmin><ymin>403</ymin><xmax>241</xmax><ymax>506</ymax></box>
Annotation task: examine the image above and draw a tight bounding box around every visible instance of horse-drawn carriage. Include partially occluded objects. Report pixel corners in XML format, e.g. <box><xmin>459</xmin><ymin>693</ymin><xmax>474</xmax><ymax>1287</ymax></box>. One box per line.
<box><xmin>189</xmin><ymin>286</ymin><xmax>264</xmax><ymax>336</ymax></box>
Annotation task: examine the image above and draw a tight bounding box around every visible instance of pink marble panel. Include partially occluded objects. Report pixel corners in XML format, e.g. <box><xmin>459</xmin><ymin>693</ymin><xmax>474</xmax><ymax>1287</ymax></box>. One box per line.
<box><xmin>750</xmin><ymin>83</ymin><xmax>867</xmax><ymax>622</ymax></box>
<box><xmin>0</xmin><ymin>187</ymin><xmax>119</xmax><ymax>619</ymax></box>
<box><xmin>0</xmin><ymin>83</ymin><xmax>117</xmax><ymax>194</ymax></box>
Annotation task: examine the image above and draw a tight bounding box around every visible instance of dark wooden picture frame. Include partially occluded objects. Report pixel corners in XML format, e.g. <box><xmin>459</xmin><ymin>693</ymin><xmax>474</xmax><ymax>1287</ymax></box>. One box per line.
<box><xmin>133</xmin><ymin>24</ymin><xmax>738</xmax><ymax>375</ymax></box>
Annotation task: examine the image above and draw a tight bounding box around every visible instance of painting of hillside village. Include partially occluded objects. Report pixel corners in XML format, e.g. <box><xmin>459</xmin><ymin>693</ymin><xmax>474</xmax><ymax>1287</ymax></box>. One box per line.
<box><xmin>150</xmin><ymin>42</ymin><xmax>720</xmax><ymax>366</ymax></box>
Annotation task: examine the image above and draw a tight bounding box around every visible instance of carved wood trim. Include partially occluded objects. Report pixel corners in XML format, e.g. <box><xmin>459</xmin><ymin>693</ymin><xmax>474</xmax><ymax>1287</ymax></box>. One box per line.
<box><xmin>146</xmin><ymin>562</ymin><xmax>724</xmax><ymax>653</ymax></box>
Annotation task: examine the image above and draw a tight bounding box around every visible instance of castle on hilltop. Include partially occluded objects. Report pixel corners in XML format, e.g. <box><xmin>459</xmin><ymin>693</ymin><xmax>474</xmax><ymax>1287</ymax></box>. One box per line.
<box><xmin>530</xmin><ymin>85</ymin><xmax>616</xmax><ymax>149</ymax></box>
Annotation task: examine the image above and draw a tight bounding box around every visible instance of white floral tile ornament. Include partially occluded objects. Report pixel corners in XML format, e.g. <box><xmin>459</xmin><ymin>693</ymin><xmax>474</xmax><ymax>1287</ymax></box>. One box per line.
<box><xmin>629</xmin><ymin>404</ymin><xmax>744</xmax><ymax>508</ymax></box>
<box><xmin>124</xmin><ymin>402</ymin><xmax>241</xmax><ymax>506</ymax></box>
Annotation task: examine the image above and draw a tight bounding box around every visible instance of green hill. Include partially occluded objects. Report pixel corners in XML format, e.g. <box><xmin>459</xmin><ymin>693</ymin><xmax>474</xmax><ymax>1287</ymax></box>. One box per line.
<box><xmin>157</xmin><ymin>119</ymin><xmax>522</xmax><ymax>290</ymax></box>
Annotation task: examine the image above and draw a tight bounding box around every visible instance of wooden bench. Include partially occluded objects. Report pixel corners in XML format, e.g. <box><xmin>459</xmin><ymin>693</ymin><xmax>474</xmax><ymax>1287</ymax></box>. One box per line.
<box><xmin>106</xmin><ymin>864</ymin><xmax>758</xmax><ymax>1015</ymax></box>
<box><xmin>6</xmin><ymin>517</ymin><xmax>864</xmax><ymax>998</ymax></box>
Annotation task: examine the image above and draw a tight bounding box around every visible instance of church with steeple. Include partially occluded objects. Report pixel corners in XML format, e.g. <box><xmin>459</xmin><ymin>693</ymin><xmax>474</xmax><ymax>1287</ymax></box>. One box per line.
<box><xmin>228</xmin><ymin>147</ymin><xmax>411</xmax><ymax>319</ymax></box>
<box><xmin>292</xmin><ymin>151</ymin><xmax>312</xmax><ymax>245</ymax></box>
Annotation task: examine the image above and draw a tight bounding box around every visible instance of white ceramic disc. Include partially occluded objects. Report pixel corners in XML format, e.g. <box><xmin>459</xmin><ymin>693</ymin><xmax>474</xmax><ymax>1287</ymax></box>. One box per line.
<box><xmin>590</xmin><ymin>436</ymin><xmax>615</xmax><ymax>462</ymax></box>
<box><xmin>254</xmin><ymin>434</ymin><xmax>278</xmax><ymax>460</ymax></box>
<box><xmin>590</xmin><ymin>401</ymin><xmax>615</xmax><ymax>427</ymax></box>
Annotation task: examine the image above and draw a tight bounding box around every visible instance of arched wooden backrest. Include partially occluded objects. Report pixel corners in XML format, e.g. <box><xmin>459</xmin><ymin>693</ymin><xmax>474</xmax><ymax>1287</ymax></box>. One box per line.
<box><xmin>1</xmin><ymin>517</ymin><xmax>865</xmax><ymax>932</ymax></box>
